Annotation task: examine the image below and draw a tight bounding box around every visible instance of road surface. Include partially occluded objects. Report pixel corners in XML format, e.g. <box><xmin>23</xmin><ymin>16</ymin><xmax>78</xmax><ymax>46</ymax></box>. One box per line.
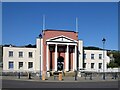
<box><xmin>2</xmin><ymin>79</ymin><xmax>118</xmax><ymax>88</ymax></box>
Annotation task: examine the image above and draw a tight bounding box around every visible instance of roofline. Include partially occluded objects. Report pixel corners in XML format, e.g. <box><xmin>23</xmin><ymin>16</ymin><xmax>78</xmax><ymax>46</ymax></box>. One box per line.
<box><xmin>42</xmin><ymin>29</ymin><xmax>78</xmax><ymax>33</ymax></box>
<box><xmin>46</xmin><ymin>35</ymin><xmax>78</xmax><ymax>42</ymax></box>
<box><xmin>3</xmin><ymin>46</ymin><xmax>36</xmax><ymax>49</ymax></box>
<box><xmin>3</xmin><ymin>44</ymin><xmax>36</xmax><ymax>48</ymax></box>
<box><xmin>84</xmin><ymin>49</ymin><xmax>106</xmax><ymax>51</ymax></box>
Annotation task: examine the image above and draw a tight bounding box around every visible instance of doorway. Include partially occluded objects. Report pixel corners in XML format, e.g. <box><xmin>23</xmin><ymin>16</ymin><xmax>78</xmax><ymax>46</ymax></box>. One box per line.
<box><xmin>57</xmin><ymin>56</ymin><xmax>64</xmax><ymax>71</ymax></box>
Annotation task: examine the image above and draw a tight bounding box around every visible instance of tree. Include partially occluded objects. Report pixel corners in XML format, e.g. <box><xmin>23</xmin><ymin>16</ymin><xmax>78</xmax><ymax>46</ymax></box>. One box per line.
<box><xmin>107</xmin><ymin>51</ymin><xmax>120</xmax><ymax>68</ymax></box>
<box><xmin>83</xmin><ymin>46</ymin><xmax>103</xmax><ymax>50</ymax></box>
<box><xmin>107</xmin><ymin>60</ymin><xmax>118</xmax><ymax>68</ymax></box>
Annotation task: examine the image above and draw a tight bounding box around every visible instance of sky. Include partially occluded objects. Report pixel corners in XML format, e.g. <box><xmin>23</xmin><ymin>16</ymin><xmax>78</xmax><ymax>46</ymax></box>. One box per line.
<box><xmin>2</xmin><ymin>2</ymin><xmax>118</xmax><ymax>50</ymax></box>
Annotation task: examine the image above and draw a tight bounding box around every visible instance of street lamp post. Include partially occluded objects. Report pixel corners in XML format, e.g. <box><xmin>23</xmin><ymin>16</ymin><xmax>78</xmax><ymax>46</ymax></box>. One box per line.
<box><xmin>102</xmin><ymin>38</ymin><xmax>106</xmax><ymax>80</ymax></box>
<box><xmin>39</xmin><ymin>34</ymin><xmax>42</xmax><ymax>80</ymax></box>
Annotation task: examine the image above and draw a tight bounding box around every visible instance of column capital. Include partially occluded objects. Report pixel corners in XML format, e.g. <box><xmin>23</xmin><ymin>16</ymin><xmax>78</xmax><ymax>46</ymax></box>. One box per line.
<box><xmin>46</xmin><ymin>43</ymin><xmax>49</xmax><ymax>46</ymax></box>
<box><xmin>74</xmin><ymin>44</ymin><xmax>77</xmax><ymax>46</ymax></box>
<box><xmin>66</xmin><ymin>44</ymin><xmax>70</xmax><ymax>46</ymax></box>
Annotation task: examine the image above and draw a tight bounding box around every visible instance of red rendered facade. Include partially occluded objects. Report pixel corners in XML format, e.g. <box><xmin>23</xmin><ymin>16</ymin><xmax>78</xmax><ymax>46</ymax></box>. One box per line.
<box><xmin>42</xmin><ymin>29</ymin><xmax>78</xmax><ymax>71</ymax></box>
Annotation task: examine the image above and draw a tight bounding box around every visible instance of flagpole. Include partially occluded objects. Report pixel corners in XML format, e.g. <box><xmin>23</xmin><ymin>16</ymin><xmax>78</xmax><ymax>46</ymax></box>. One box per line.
<box><xmin>76</xmin><ymin>17</ymin><xmax>78</xmax><ymax>32</ymax></box>
<box><xmin>43</xmin><ymin>15</ymin><xmax>45</xmax><ymax>30</ymax></box>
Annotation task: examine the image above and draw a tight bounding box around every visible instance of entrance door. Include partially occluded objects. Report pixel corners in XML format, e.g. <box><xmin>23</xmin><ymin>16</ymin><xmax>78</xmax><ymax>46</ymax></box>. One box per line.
<box><xmin>57</xmin><ymin>56</ymin><xmax>64</xmax><ymax>71</ymax></box>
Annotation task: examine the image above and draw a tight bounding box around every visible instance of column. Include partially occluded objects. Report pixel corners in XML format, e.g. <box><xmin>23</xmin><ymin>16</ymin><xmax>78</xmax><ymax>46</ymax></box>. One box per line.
<box><xmin>55</xmin><ymin>44</ymin><xmax>57</xmax><ymax>71</ymax></box>
<box><xmin>65</xmin><ymin>45</ymin><xmax>69</xmax><ymax>71</ymax></box>
<box><xmin>73</xmin><ymin>48</ymin><xmax>75</xmax><ymax>71</ymax></box>
<box><xmin>78</xmin><ymin>40</ymin><xmax>83</xmax><ymax>70</ymax></box>
<box><xmin>46</xmin><ymin>44</ymin><xmax>49</xmax><ymax>71</ymax></box>
<box><xmin>74</xmin><ymin>45</ymin><xmax>77</xmax><ymax>70</ymax></box>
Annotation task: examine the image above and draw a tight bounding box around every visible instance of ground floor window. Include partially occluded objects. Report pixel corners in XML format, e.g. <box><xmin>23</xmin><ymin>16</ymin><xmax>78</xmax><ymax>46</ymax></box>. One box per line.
<box><xmin>28</xmin><ymin>62</ymin><xmax>33</xmax><ymax>69</ymax></box>
<box><xmin>91</xmin><ymin>63</ymin><xmax>94</xmax><ymax>69</ymax></box>
<box><xmin>83</xmin><ymin>63</ymin><xmax>86</xmax><ymax>68</ymax></box>
<box><xmin>19</xmin><ymin>62</ymin><xmax>23</xmax><ymax>69</ymax></box>
<box><xmin>99</xmin><ymin>63</ymin><xmax>102</xmax><ymax>69</ymax></box>
<box><xmin>9</xmin><ymin>61</ymin><xmax>14</xmax><ymax>69</ymax></box>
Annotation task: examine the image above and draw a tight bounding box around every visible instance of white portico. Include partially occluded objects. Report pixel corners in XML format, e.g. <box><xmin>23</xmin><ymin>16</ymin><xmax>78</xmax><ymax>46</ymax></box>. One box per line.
<box><xmin>46</xmin><ymin>35</ymin><xmax>78</xmax><ymax>71</ymax></box>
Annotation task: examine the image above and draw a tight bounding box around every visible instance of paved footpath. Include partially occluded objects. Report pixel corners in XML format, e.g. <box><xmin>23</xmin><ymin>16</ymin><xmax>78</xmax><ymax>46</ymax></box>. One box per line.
<box><xmin>1</xmin><ymin>75</ymin><xmax>119</xmax><ymax>82</ymax></box>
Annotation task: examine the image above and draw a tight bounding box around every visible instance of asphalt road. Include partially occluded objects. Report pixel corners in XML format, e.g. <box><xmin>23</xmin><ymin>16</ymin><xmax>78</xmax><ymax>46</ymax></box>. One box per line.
<box><xmin>2</xmin><ymin>80</ymin><xmax>119</xmax><ymax>88</ymax></box>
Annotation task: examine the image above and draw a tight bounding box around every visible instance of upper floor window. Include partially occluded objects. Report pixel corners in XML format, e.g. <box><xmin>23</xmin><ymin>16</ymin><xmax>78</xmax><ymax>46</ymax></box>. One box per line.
<box><xmin>9</xmin><ymin>61</ymin><xmax>14</xmax><ymax>69</ymax></box>
<box><xmin>28</xmin><ymin>52</ymin><xmax>33</xmax><ymax>58</ymax></box>
<box><xmin>59</xmin><ymin>47</ymin><xmax>64</xmax><ymax>52</ymax></box>
<box><xmin>99</xmin><ymin>54</ymin><xmax>102</xmax><ymax>59</ymax></box>
<box><xmin>91</xmin><ymin>63</ymin><xmax>94</xmax><ymax>69</ymax></box>
<box><xmin>91</xmin><ymin>54</ymin><xmax>94</xmax><ymax>59</ymax></box>
<box><xmin>84</xmin><ymin>54</ymin><xmax>86</xmax><ymax>59</ymax></box>
<box><xmin>9</xmin><ymin>51</ymin><xmax>13</xmax><ymax>57</ymax></box>
<box><xmin>19</xmin><ymin>52</ymin><xmax>23</xmax><ymax>58</ymax></box>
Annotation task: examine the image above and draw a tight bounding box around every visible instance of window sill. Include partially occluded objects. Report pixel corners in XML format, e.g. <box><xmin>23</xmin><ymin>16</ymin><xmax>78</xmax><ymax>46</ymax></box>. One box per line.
<box><xmin>8</xmin><ymin>57</ymin><xmax>13</xmax><ymax>58</ymax></box>
<box><xmin>28</xmin><ymin>57</ymin><xmax>33</xmax><ymax>58</ymax></box>
<box><xmin>19</xmin><ymin>57</ymin><xmax>23</xmax><ymax>58</ymax></box>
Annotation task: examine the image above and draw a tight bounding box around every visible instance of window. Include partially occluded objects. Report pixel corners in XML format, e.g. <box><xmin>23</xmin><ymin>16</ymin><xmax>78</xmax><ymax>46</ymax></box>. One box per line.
<box><xmin>28</xmin><ymin>62</ymin><xmax>33</xmax><ymax>69</ymax></box>
<box><xmin>9</xmin><ymin>61</ymin><xmax>14</xmax><ymax>69</ymax></box>
<box><xmin>28</xmin><ymin>52</ymin><xmax>33</xmax><ymax>58</ymax></box>
<box><xmin>83</xmin><ymin>63</ymin><xmax>86</xmax><ymax>68</ymax></box>
<box><xmin>99</xmin><ymin>54</ymin><xmax>102</xmax><ymax>59</ymax></box>
<box><xmin>49</xmin><ymin>47</ymin><xmax>54</xmax><ymax>51</ymax></box>
<box><xmin>9</xmin><ymin>51</ymin><xmax>13</xmax><ymax>57</ymax></box>
<box><xmin>91</xmin><ymin>54</ymin><xmax>94</xmax><ymax>59</ymax></box>
<box><xmin>84</xmin><ymin>54</ymin><xmax>86</xmax><ymax>59</ymax></box>
<box><xmin>59</xmin><ymin>47</ymin><xmax>64</xmax><ymax>52</ymax></box>
<box><xmin>19</xmin><ymin>52</ymin><xmax>23</xmax><ymax>58</ymax></box>
<box><xmin>91</xmin><ymin>63</ymin><xmax>94</xmax><ymax>69</ymax></box>
<box><xmin>99</xmin><ymin>63</ymin><xmax>102</xmax><ymax>69</ymax></box>
<box><xmin>19</xmin><ymin>62</ymin><xmax>23</xmax><ymax>69</ymax></box>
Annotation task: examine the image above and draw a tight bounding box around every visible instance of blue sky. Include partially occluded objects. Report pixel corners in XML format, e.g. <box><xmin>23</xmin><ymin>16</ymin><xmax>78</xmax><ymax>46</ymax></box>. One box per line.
<box><xmin>2</xmin><ymin>2</ymin><xmax>118</xmax><ymax>50</ymax></box>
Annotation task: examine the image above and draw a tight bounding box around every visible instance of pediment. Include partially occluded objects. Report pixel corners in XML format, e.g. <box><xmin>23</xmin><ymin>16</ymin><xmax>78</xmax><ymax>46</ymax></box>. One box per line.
<box><xmin>46</xmin><ymin>35</ymin><xmax>77</xmax><ymax>43</ymax></box>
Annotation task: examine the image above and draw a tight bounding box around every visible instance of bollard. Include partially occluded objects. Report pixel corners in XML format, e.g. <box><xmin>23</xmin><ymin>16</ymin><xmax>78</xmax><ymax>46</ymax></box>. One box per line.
<box><xmin>103</xmin><ymin>73</ymin><xmax>105</xmax><ymax>80</ymax></box>
<box><xmin>62</xmin><ymin>71</ymin><xmax>65</xmax><ymax>76</ymax></box>
<box><xmin>114</xmin><ymin>73</ymin><xmax>117</xmax><ymax>79</ymax></box>
<box><xmin>85</xmin><ymin>73</ymin><xmax>87</xmax><ymax>80</ymax></box>
<box><xmin>59</xmin><ymin>72</ymin><xmax>62</xmax><ymax>81</ymax></box>
<box><xmin>112</xmin><ymin>73</ymin><xmax>114</xmax><ymax>79</ymax></box>
<box><xmin>90</xmin><ymin>73</ymin><xmax>92</xmax><ymax>80</ymax></box>
<box><xmin>28</xmin><ymin>72</ymin><xmax>31</xmax><ymax>79</ymax></box>
<box><xmin>111</xmin><ymin>73</ymin><xmax>117</xmax><ymax>79</ymax></box>
<box><xmin>18</xmin><ymin>72</ymin><xmax>20</xmax><ymax>79</ymax></box>
<box><xmin>74</xmin><ymin>70</ymin><xmax>77</xmax><ymax>81</ymax></box>
<box><xmin>42</xmin><ymin>71</ymin><xmax>46</xmax><ymax>80</ymax></box>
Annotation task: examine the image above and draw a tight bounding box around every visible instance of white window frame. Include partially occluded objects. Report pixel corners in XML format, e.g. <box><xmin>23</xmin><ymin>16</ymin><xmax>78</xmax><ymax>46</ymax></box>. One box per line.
<box><xmin>9</xmin><ymin>51</ymin><xmax>13</xmax><ymax>57</ymax></box>
<box><xmin>19</xmin><ymin>52</ymin><xmax>23</xmax><ymax>58</ymax></box>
